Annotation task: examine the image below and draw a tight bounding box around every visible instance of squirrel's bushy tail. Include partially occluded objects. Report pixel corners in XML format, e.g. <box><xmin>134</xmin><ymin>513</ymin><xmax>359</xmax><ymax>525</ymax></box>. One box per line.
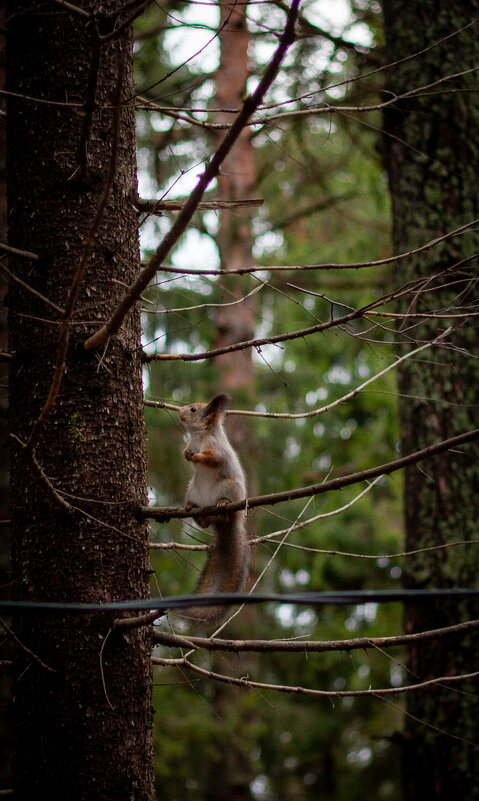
<box><xmin>182</xmin><ymin>512</ymin><xmax>249</xmax><ymax>627</ymax></box>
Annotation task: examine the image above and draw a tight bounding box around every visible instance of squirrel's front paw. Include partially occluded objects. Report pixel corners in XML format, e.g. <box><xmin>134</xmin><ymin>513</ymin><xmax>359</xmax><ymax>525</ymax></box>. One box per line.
<box><xmin>216</xmin><ymin>497</ymin><xmax>231</xmax><ymax>508</ymax></box>
<box><xmin>183</xmin><ymin>447</ymin><xmax>194</xmax><ymax>461</ymax></box>
<box><xmin>184</xmin><ymin>501</ymin><xmax>195</xmax><ymax>512</ymax></box>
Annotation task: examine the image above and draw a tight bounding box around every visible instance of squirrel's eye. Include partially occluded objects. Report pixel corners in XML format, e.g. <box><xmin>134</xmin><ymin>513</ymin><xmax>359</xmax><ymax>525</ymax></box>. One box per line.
<box><xmin>191</xmin><ymin>407</ymin><xmax>196</xmax><ymax>413</ymax></box>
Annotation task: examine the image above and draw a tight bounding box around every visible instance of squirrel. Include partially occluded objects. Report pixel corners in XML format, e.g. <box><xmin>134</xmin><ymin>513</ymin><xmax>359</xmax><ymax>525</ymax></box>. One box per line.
<box><xmin>177</xmin><ymin>393</ymin><xmax>249</xmax><ymax>627</ymax></box>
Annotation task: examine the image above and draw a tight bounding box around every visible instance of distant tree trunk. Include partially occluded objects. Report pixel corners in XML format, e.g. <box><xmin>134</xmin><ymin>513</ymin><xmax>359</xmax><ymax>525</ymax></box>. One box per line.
<box><xmin>383</xmin><ymin>3</ymin><xmax>479</xmax><ymax>799</ymax></box>
<box><xmin>6</xmin><ymin>2</ymin><xmax>153</xmax><ymax>798</ymax></box>
<box><xmin>204</xmin><ymin>6</ymin><xmax>257</xmax><ymax>800</ymax></box>
<box><xmin>214</xmin><ymin>0</ymin><xmax>256</xmax><ymax>396</ymax></box>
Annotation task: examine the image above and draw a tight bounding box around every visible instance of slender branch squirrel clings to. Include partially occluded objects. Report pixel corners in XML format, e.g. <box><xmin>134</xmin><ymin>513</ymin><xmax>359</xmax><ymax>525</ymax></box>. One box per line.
<box><xmin>177</xmin><ymin>393</ymin><xmax>249</xmax><ymax>626</ymax></box>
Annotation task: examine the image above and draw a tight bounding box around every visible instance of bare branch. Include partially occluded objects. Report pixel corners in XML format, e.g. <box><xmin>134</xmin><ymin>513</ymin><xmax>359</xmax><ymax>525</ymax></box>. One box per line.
<box><xmin>0</xmin><ymin>260</ymin><xmax>63</xmax><ymax>313</ymax></box>
<box><xmin>152</xmin><ymin>617</ymin><xmax>479</xmax><ymax>654</ymax></box>
<box><xmin>137</xmin><ymin>66</ymin><xmax>479</xmax><ymax>131</ymax></box>
<box><xmin>135</xmin><ymin>197</ymin><xmax>264</xmax><ymax>213</ymax></box>
<box><xmin>133</xmin><ymin>18</ymin><xmax>477</xmax><ymax>123</ymax></box>
<box><xmin>142</xmin><ymin>426</ymin><xmax>479</xmax><ymax>521</ymax></box>
<box><xmin>50</xmin><ymin>0</ymin><xmax>91</xmax><ymax>19</ymax></box>
<box><xmin>10</xmin><ymin>434</ymin><xmax>72</xmax><ymax>512</ymax></box>
<box><xmin>142</xmin><ymin>284</ymin><xmax>264</xmax><ymax>315</ymax></box>
<box><xmin>143</xmin><ymin>336</ymin><xmax>432</xmax><ymax>418</ymax></box>
<box><xmin>100</xmin><ymin>0</ymin><xmax>151</xmax><ymax>44</ymax></box>
<box><xmin>0</xmin><ymin>87</ymin><xmax>83</xmax><ymax>109</ymax></box>
<box><xmin>149</xmin><ymin>540</ymin><xmax>207</xmax><ymax>551</ymax></box>
<box><xmin>113</xmin><ymin>609</ymin><xmax>160</xmax><ymax>630</ymax></box>
<box><xmin>0</xmin><ymin>614</ymin><xmax>57</xmax><ymax>673</ymax></box>
<box><xmin>144</xmin><ymin>399</ymin><xmax>179</xmax><ymax>413</ymax></box>
<box><xmin>140</xmin><ymin>217</ymin><xmax>479</xmax><ymax>276</ymax></box>
<box><xmin>149</xmin><ymin>480</ymin><xmax>381</xmax><ymax>554</ymax></box>
<box><xmin>152</xmin><ymin>655</ymin><xmax>479</xmax><ymax>701</ymax></box>
<box><xmin>141</xmin><ymin>277</ymin><xmax>442</xmax><ymax>362</ymax></box>
<box><xmin>248</xmin><ymin>64</ymin><xmax>479</xmax><ymax>127</ymax></box>
<box><xmin>257</xmin><ymin>537</ymin><xmax>479</xmax><ymax>561</ymax></box>
<box><xmin>0</xmin><ymin>241</ymin><xmax>38</xmax><ymax>260</ymax></box>
<box><xmin>226</xmin><ymin>338</ymin><xmax>441</xmax><ymax>419</ymax></box>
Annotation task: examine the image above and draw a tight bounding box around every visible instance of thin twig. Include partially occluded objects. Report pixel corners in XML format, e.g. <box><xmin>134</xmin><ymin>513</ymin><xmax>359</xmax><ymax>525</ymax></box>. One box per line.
<box><xmin>152</xmin><ymin>656</ymin><xmax>479</xmax><ymax>703</ymax></box>
<box><xmin>113</xmin><ymin>609</ymin><xmax>160</xmax><ymax>630</ymax></box>
<box><xmin>141</xmin><ymin>279</ymin><xmax>446</xmax><ymax>362</ymax></box>
<box><xmin>0</xmin><ymin>259</ymin><xmax>63</xmax><ymax>313</ymax></box>
<box><xmin>138</xmin><ymin>217</ymin><xmax>479</xmax><ymax>276</ymax></box>
<box><xmin>10</xmin><ymin>434</ymin><xmax>72</xmax><ymax>512</ymax></box>
<box><xmin>100</xmin><ymin>0</ymin><xmax>151</xmax><ymax>43</ymax></box>
<box><xmin>99</xmin><ymin>627</ymin><xmax>115</xmax><ymax>711</ymax></box>
<box><xmin>150</xmin><ymin>478</ymin><xmax>381</xmax><ymax>551</ymax></box>
<box><xmin>142</xmin><ymin>284</ymin><xmax>263</xmax><ymax>316</ymax></box>
<box><xmin>137</xmin><ymin>17</ymin><xmax>476</xmax><ymax>119</ymax></box>
<box><xmin>135</xmin><ymin>197</ymin><xmax>264</xmax><ymax>213</ymax></box>
<box><xmin>138</xmin><ymin>71</ymin><xmax>479</xmax><ymax>131</ymax></box>
<box><xmin>0</xmin><ymin>614</ymin><xmax>57</xmax><ymax>673</ymax></box>
<box><xmin>0</xmin><ymin>241</ymin><xmax>38</xmax><ymax>260</ymax></box>
<box><xmin>145</xmin><ymin>336</ymin><xmax>441</xmax><ymax>418</ymax></box>
<box><xmin>50</xmin><ymin>0</ymin><xmax>91</xmax><ymax>18</ymax></box>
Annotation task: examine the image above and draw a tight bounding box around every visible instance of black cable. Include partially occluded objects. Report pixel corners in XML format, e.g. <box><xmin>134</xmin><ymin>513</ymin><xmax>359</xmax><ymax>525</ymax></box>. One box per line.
<box><xmin>0</xmin><ymin>588</ymin><xmax>478</xmax><ymax>614</ymax></box>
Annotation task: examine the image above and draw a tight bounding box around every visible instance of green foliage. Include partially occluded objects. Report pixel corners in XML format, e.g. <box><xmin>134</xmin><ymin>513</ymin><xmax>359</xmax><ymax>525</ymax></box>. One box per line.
<box><xmin>136</xmin><ymin>2</ymin><xmax>404</xmax><ymax>799</ymax></box>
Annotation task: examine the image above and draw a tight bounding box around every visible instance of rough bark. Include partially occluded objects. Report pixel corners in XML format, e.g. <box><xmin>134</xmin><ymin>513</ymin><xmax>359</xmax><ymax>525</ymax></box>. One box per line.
<box><xmin>0</xmin><ymin>0</ymin><xmax>12</xmax><ymax>786</ymax></box>
<box><xmin>6</xmin><ymin>2</ymin><xmax>153</xmax><ymax>798</ymax></box>
<box><xmin>382</xmin><ymin>2</ymin><xmax>479</xmax><ymax>799</ymax></box>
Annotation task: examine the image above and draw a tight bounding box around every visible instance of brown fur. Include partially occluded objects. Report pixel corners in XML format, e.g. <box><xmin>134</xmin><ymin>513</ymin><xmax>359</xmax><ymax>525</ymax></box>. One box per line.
<box><xmin>177</xmin><ymin>395</ymin><xmax>248</xmax><ymax>628</ymax></box>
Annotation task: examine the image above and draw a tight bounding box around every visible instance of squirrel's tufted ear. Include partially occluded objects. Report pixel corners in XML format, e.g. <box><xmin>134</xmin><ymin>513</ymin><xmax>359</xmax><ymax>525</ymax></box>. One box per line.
<box><xmin>203</xmin><ymin>394</ymin><xmax>231</xmax><ymax>418</ymax></box>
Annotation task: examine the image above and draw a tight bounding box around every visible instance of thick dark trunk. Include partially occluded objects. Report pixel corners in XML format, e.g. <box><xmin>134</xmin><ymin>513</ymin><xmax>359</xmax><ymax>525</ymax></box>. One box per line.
<box><xmin>382</xmin><ymin>2</ymin><xmax>479</xmax><ymax>799</ymax></box>
<box><xmin>6</xmin><ymin>2</ymin><xmax>153</xmax><ymax>798</ymax></box>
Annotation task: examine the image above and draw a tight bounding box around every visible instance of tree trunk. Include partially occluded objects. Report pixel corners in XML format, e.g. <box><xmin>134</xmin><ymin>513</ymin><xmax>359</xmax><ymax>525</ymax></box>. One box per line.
<box><xmin>382</xmin><ymin>3</ymin><xmax>479</xmax><ymax>799</ymax></box>
<box><xmin>6</xmin><ymin>2</ymin><xmax>154</xmax><ymax>798</ymax></box>
<box><xmin>214</xmin><ymin>0</ymin><xmax>256</xmax><ymax>395</ymax></box>
<box><xmin>202</xmin><ymin>7</ymin><xmax>257</xmax><ymax>800</ymax></box>
<box><xmin>0</xmin><ymin>0</ymin><xmax>12</xmax><ymax>786</ymax></box>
